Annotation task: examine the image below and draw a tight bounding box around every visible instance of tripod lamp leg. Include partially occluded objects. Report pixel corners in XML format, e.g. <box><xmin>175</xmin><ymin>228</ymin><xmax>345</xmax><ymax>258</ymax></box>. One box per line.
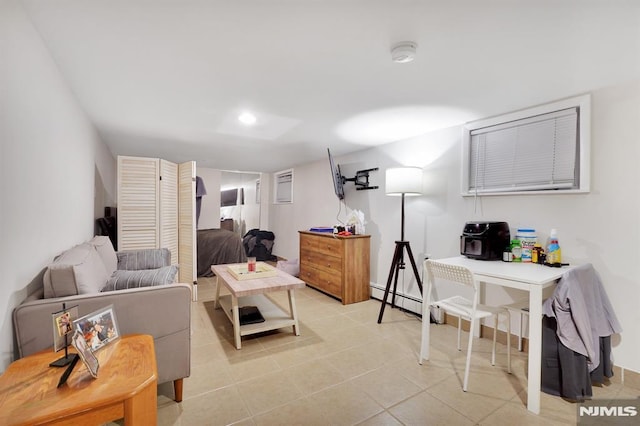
<box><xmin>404</xmin><ymin>242</ymin><xmax>423</xmax><ymax>294</ymax></box>
<box><xmin>377</xmin><ymin>243</ymin><xmax>403</xmax><ymax>324</ymax></box>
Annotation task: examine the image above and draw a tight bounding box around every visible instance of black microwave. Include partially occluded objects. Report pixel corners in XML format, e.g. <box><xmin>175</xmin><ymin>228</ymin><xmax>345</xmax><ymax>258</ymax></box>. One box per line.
<box><xmin>460</xmin><ymin>222</ymin><xmax>510</xmax><ymax>260</ymax></box>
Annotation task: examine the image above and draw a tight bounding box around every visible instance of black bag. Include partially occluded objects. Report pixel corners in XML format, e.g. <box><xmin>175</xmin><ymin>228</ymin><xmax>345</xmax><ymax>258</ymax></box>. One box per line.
<box><xmin>242</xmin><ymin>229</ymin><xmax>276</xmax><ymax>261</ymax></box>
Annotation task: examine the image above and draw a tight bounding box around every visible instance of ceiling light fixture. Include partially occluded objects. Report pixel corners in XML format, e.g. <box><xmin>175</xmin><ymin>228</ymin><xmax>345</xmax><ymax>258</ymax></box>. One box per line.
<box><xmin>238</xmin><ymin>111</ymin><xmax>257</xmax><ymax>126</ymax></box>
<box><xmin>391</xmin><ymin>41</ymin><xmax>417</xmax><ymax>63</ymax></box>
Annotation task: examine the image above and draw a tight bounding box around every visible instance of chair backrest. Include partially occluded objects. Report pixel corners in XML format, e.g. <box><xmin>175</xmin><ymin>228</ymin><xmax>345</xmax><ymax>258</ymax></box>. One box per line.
<box><xmin>424</xmin><ymin>260</ymin><xmax>479</xmax><ymax>304</ymax></box>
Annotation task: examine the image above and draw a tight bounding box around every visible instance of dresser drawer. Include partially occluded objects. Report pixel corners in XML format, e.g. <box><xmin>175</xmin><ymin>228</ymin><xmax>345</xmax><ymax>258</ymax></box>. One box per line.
<box><xmin>299</xmin><ymin>265</ymin><xmax>341</xmax><ymax>299</ymax></box>
<box><xmin>300</xmin><ymin>233</ymin><xmax>343</xmax><ymax>257</ymax></box>
<box><xmin>300</xmin><ymin>248</ymin><xmax>342</xmax><ymax>273</ymax></box>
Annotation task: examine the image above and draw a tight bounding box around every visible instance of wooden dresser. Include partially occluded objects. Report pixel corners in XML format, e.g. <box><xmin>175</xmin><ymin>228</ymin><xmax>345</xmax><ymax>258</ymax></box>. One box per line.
<box><xmin>220</xmin><ymin>218</ymin><xmax>234</xmax><ymax>231</ymax></box>
<box><xmin>299</xmin><ymin>231</ymin><xmax>371</xmax><ymax>304</ymax></box>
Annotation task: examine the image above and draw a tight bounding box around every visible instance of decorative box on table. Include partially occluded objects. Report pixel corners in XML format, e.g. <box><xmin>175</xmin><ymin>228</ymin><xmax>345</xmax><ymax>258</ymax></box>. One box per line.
<box><xmin>227</xmin><ymin>262</ymin><xmax>277</xmax><ymax>281</ymax></box>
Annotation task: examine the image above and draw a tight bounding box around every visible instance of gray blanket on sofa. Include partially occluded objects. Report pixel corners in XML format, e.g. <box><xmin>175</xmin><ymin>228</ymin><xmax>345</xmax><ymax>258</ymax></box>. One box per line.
<box><xmin>197</xmin><ymin>229</ymin><xmax>247</xmax><ymax>277</ymax></box>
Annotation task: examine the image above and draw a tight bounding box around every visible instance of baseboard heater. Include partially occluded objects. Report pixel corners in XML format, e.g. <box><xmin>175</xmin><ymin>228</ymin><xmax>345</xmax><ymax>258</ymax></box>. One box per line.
<box><xmin>370</xmin><ymin>284</ymin><xmax>443</xmax><ymax>323</ymax></box>
<box><xmin>370</xmin><ymin>283</ymin><xmax>422</xmax><ymax>315</ymax></box>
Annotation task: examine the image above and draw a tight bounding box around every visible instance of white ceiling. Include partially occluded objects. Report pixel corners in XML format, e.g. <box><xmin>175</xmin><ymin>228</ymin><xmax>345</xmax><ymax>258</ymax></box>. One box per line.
<box><xmin>23</xmin><ymin>0</ymin><xmax>640</xmax><ymax>172</ymax></box>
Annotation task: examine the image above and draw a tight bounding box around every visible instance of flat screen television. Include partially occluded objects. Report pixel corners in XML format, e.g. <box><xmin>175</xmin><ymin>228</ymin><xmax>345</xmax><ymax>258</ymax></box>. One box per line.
<box><xmin>327</xmin><ymin>148</ymin><xmax>345</xmax><ymax>200</ymax></box>
<box><xmin>221</xmin><ymin>188</ymin><xmax>244</xmax><ymax>206</ymax></box>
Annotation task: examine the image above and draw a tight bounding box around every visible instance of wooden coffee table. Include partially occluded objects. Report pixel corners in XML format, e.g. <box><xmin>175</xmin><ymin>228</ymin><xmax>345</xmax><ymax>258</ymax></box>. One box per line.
<box><xmin>0</xmin><ymin>334</ymin><xmax>157</xmax><ymax>426</ymax></box>
<box><xmin>212</xmin><ymin>263</ymin><xmax>306</xmax><ymax>349</ymax></box>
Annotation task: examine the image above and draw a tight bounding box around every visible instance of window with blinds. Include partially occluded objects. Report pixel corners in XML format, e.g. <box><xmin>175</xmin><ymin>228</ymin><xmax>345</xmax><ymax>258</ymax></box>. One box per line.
<box><xmin>462</xmin><ymin>94</ymin><xmax>590</xmax><ymax>196</ymax></box>
<box><xmin>274</xmin><ymin>169</ymin><xmax>293</xmax><ymax>203</ymax></box>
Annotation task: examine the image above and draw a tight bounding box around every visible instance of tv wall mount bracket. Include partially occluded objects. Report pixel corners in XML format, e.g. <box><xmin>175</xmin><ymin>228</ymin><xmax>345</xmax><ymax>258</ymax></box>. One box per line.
<box><xmin>342</xmin><ymin>167</ymin><xmax>379</xmax><ymax>191</ymax></box>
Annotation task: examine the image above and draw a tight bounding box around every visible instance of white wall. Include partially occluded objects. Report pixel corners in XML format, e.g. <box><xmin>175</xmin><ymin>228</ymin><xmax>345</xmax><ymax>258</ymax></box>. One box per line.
<box><xmin>0</xmin><ymin>0</ymin><xmax>112</xmax><ymax>371</ymax></box>
<box><xmin>94</xmin><ymin>139</ymin><xmax>117</xmax><ymax>222</ymax></box>
<box><xmin>258</xmin><ymin>172</ymin><xmax>271</xmax><ymax>229</ymax></box>
<box><xmin>269</xmin><ymin>81</ymin><xmax>640</xmax><ymax>374</ymax></box>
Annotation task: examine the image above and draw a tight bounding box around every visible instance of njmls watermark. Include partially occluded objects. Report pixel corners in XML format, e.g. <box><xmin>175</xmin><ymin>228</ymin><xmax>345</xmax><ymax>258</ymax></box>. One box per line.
<box><xmin>577</xmin><ymin>398</ymin><xmax>640</xmax><ymax>425</ymax></box>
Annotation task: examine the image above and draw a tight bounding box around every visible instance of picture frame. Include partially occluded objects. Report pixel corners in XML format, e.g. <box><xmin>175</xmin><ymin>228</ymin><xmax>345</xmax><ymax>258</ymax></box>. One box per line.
<box><xmin>71</xmin><ymin>330</ymin><xmax>99</xmax><ymax>378</ymax></box>
<box><xmin>52</xmin><ymin>305</ymin><xmax>79</xmax><ymax>353</ymax></box>
<box><xmin>73</xmin><ymin>304</ymin><xmax>120</xmax><ymax>352</ymax></box>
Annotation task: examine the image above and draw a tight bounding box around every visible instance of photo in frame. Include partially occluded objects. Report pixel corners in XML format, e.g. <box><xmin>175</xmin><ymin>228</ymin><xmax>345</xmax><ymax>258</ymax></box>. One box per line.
<box><xmin>52</xmin><ymin>305</ymin><xmax>79</xmax><ymax>352</ymax></box>
<box><xmin>71</xmin><ymin>330</ymin><xmax>99</xmax><ymax>378</ymax></box>
<box><xmin>73</xmin><ymin>305</ymin><xmax>120</xmax><ymax>352</ymax></box>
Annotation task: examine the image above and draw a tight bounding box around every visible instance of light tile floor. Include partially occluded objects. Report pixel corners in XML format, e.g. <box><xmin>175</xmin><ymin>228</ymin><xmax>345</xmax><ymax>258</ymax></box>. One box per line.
<box><xmin>152</xmin><ymin>277</ymin><xmax>639</xmax><ymax>425</ymax></box>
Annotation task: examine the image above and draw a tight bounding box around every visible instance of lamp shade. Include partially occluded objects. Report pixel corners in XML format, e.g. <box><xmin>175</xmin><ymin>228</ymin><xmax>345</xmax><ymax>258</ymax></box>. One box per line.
<box><xmin>385</xmin><ymin>167</ymin><xmax>423</xmax><ymax>196</ymax></box>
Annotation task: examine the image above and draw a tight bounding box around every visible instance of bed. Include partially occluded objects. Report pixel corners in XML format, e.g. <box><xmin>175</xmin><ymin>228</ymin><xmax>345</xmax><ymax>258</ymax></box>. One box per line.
<box><xmin>197</xmin><ymin>229</ymin><xmax>247</xmax><ymax>277</ymax></box>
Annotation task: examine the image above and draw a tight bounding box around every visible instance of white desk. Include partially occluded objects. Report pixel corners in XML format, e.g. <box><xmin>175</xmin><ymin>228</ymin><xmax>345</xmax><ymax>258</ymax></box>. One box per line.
<box><xmin>419</xmin><ymin>256</ymin><xmax>574</xmax><ymax>414</ymax></box>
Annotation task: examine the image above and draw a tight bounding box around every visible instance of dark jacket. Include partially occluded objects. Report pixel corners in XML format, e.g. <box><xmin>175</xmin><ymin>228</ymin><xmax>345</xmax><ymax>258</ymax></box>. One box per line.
<box><xmin>541</xmin><ymin>315</ymin><xmax>614</xmax><ymax>400</ymax></box>
<box><xmin>242</xmin><ymin>229</ymin><xmax>276</xmax><ymax>261</ymax></box>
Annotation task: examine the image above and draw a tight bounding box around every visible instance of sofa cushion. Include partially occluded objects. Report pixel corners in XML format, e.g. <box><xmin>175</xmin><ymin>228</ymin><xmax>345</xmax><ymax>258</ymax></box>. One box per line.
<box><xmin>102</xmin><ymin>265</ymin><xmax>179</xmax><ymax>291</ymax></box>
<box><xmin>44</xmin><ymin>243</ymin><xmax>109</xmax><ymax>298</ymax></box>
<box><xmin>89</xmin><ymin>235</ymin><xmax>117</xmax><ymax>274</ymax></box>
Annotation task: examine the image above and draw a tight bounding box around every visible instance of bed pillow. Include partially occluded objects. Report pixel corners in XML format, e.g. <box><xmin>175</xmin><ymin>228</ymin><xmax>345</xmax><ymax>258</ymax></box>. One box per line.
<box><xmin>102</xmin><ymin>265</ymin><xmax>178</xmax><ymax>292</ymax></box>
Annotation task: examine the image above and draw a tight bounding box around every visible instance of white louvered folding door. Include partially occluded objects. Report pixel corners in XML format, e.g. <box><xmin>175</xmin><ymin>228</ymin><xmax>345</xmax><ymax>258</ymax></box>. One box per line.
<box><xmin>160</xmin><ymin>160</ymin><xmax>179</xmax><ymax>266</ymax></box>
<box><xmin>178</xmin><ymin>161</ymin><xmax>196</xmax><ymax>286</ymax></box>
<box><xmin>117</xmin><ymin>156</ymin><xmax>159</xmax><ymax>251</ymax></box>
<box><xmin>117</xmin><ymin>156</ymin><xmax>196</xmax><ymax>289</ymax></box>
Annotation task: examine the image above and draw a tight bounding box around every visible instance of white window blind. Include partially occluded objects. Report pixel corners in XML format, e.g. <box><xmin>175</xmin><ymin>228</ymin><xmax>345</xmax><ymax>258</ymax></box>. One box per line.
<box><xmin>463</xmin><ymin>94</ymin><xmax>590</xmax><ymax>195</ymax></box>
<box><xmin>274</xmin><ymin>169</ymin><xmax>293</xmax><ymax>203</ymax></box>
<box><xmin>469</xmin><ymin>108</ymin><xmax>578</xmax><ymax>193</ymax></box>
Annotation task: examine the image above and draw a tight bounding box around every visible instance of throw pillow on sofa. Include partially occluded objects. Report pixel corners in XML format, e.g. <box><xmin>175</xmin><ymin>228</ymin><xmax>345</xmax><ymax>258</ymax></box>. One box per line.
<box><xmin>116</xmin><ymin>248</ymin><xmax>171</xmax><ymax>270</ymax></box>
<box><xmin>89</xmin><ymin>235</ymin><xmax>117</xmax><ymax>273</ymax></box>
<box><xmin>44</xmin><ymin>243</ymin><xmax>109</xmax><ymax>297</ymax></box>
<box><xmin>102</xmin><ymin>265</ymin><xmax>179</xmax><ymax>291</ymax></box>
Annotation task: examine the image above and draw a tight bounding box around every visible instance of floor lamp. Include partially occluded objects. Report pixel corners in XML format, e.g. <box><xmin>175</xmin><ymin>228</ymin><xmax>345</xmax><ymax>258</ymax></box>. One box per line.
<box><xmin>377</xmin><ymin>167</ymin><xmax>424</xmax><ymax>323</ymax></box>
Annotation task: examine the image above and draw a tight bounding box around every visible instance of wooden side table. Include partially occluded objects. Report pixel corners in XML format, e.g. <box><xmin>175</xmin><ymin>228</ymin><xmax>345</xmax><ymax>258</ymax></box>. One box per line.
<box><xmin>0</xmin><ymin>334</ymin><xmax>157</xmax><ymax>426</ymax></box>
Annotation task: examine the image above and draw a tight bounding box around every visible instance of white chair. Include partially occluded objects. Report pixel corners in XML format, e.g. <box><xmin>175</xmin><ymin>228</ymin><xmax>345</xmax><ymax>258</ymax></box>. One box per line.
<box><xmin>419</xmin><ymin>260</ymin><xmax>511</xmax><ymax>392</ymax></box>
<box><xmin>504</xmin><ymin>300</ymin><xmax>530</xmax><ymax>352</ymax></box>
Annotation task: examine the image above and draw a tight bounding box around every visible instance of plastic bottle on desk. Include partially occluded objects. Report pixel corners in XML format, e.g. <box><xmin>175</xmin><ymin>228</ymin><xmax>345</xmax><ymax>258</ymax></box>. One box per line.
<box><xmin>511</xmin><ymin>239</ymin><xmax>522</xmax><ymax>262</ymax></box>
<box><xmin>547</xmin><ymin>229</ymin><xmax>562</xmax><ymax>264</ymax></box>
<box><xmin>516</xmin><ymin>228</ymin><xmax>537</xmax><ymax>263</ymax></box>
<box><xmin>531</xmin><ymin>243</ymin><xmax>543</xmax><ymax>264</ymax></box>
